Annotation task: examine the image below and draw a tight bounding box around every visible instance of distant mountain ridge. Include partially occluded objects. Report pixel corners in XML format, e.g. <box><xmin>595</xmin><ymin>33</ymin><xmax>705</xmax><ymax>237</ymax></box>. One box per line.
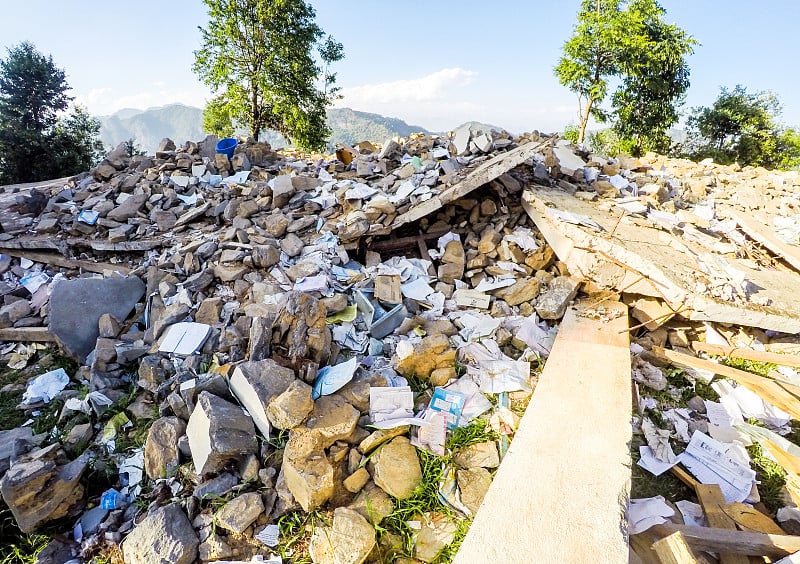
<box><xmin>98</xmin><ymin>105</ymin><xmax>431</xmax><ymax>153</ymax></box>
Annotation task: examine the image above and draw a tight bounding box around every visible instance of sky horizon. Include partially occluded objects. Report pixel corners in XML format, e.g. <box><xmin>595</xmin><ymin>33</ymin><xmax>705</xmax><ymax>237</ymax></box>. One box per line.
<box><xmin>3</xmin><ymin>1</ymin><xmax>798</xmax><ymax>135</ymax></box>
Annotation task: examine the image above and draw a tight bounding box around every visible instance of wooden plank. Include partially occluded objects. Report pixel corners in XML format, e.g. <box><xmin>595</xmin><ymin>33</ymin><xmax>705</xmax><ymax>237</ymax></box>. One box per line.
<box><xmin>692</xmin><ymin>341</ymin><xmax>800</xmax><ymax>369</ymax></box>
<box><xmin>631</xmin><ymin>533</ymin><xmax>663</xmax><ymax>564</ymax></box>
<box><xmin>695</xmin><ymin>484</ymin><xmax>750</xmax><ymax>564</ymax></box>
<box><xmin>652</xmin><ymin>347</ymin><xmax>800</xmax><ymax>421</ymax></box>
<box><xmin>722</xmin><ymin>503</ymin><xmax>786</xmax><ymax>535</ymax></box>
<box><xmin>652</xmin><ymin>532</ymin><xmax>698</xmax><ymax>564</ymax></box>
<box><xmin>0</xmin><ymin>237</ymin><xmax>161</xmax><ymax>253</ymax></box>
<box><xmin>0</xmin><ymin>327</ymin><xmax>56</xmax><ymax>342</ymax></box>
<box><xmin>391</xmin><ymin>136</ymin><xmax>554</xmax><ymax>230</ymax></box>
<box><xmin>651</xmin><ymin>523</ymin><xmax>800</xmax><ymax>557</ymax></box>
<box><xmin>670</xmin><ymin>464</ymin><xmax>700</xmax><ymax>490</ymax></box>
<box><xmin>728</xmin><ymin>209</ymin><xmax>800</xmax><ymax>273</ymax></box>
<box><xmin>0</xmin><ymin>249</ymin><xmax>132</xmax><ymax>275</ymax></box>
<box><xmin>454</xmin><ymin>300</ymin><xmax>631</xmax><ymax>563</ymax></box>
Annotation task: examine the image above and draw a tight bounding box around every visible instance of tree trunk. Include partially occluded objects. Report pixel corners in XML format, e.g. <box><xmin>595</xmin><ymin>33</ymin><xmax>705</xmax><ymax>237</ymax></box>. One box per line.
<box><xmin>251</xmin><ymin>86</ymin><xmax>260</xmax><ymax>140</ymax></box>
<box><xmin>578</xmin><ymin>97</ymin><xmax>594</xmax><ymax>145</ymax></box>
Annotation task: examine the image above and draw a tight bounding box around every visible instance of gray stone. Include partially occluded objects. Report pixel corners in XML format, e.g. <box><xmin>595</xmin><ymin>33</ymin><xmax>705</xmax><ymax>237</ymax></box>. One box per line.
<box><xmin>144</xmin><ymin>417</ymin><xmax>186</xmax><ymax>479</ymax></box>
<box><xmin>79</xmin><ymin>506</ymin><xmax>109</xmax><ymax>535</ymax></box>
<box><xmin>215</xmin><ymin>492</ymin><xmax>264</xmax><ymax>534</ymax></box>
<box><xmin>107</xmin><ymin>193</ymin><xmax>147</xmax><ymax>222</ymax></box>
<box><xmin>0</xmin><ymin>445</ymin><xmax>87</xmax><ymax>533</ymax></box>
<box><xmin>0</xmin><ymin>299</ymin><xmax>31</xmax><ymax>327</ymax></box>
<box><xmin>192</xmin><ymin>472</ymin><xmax>238</xmax><ymax>500</ymax></box>
<box><xmin>309</xmin><ymin>507</ymin><xmax>375</xmax><ymax>564</ymax></box>
<box><xmin>197</xmin><ymin>532</ymin><xmax>233</xmax><ymax>561</ymax></box>
<box><xmin>48</xmin><ymin>276</ymin><xmax>145</xmax><ymax>361</ymax></box>
<box><xmin>0</xmin><ymin>427</ymin><xmax>35</xmax><ymax>478</ymax></box>
<box><xmin>187</xmin><ymin>392</ymin><xmax>257</xmax><ymax>475</ymax></box>
<box><xmin>281</xmin><ymin>232</ymin><xmax>305</xmax><ymax>257</ymax></box>
<box><xmin>137</xmin><ymin>355</ymin><xmax>165</xmax><ymax>393</ymax></box>
<box><xmin>230</xmin><ymin>359</ymin><xmax>296</xmax><ymax>437</ymax></box>
<box><xmin>267</xmin><ymin>379</ymin><xmax>314</xmax><ymax>430</ymax></box>
<box><xmin>452</xmin><ymin>125</ymin><xmax>471</xmax><ymax>156</ymax></box>
<box><xmin>252</xmin><ymin>244</ymin><xmax>281</xmax><ymax>268</ymax></box>
<box><xmin>457</xmin><ymin>467</ymin><xmax>492</xmax><ymax>515</ymax></box>
<box><xmin>122</xmin><ymin>503</ymin><xmax>198</xmax><ymax>564</ymax></box>
<box><xmin>370</xmin><ymin>437</ymin><xmax>422</xmax><ymax>500</ymax></box>
<box><xmin>535</xmin><ymin>276</ymin><xmax>580</xmax><ymax>320</ymax></box>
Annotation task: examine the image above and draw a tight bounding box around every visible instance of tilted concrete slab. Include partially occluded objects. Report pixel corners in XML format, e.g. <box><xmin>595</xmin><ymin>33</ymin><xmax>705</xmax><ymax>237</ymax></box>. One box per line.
<box><xmin>455</xmin><ymin>300</ymin><xmax>631</xmax><ymax>563</ymax></box>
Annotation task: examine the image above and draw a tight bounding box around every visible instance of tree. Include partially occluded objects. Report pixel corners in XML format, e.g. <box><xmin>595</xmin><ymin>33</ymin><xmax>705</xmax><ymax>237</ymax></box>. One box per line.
<box><xmin>683</xmin><ymin>85</ymin><xmax>800</xmax><ymax>169</ymax></box>
<box><xmin>193</xmin><ymin>0</ymin><xmax>344</xmax><ymax>151</ymax></box>
<box><xmin>555</xmin><ymin>0</ymin><xmax>695</xmax><ymax>150</ymax></box>
<box><xmin>0</xmin><ymin>42</ymin><xmax>104</xmax><ymax>184</ymax></box>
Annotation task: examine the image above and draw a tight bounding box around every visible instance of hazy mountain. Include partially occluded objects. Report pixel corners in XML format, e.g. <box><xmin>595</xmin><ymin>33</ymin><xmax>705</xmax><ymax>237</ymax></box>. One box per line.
<box><xmin>99</xmin><ymin>105</ymin><xmax>430</xmax><ymax>153</ymax></box>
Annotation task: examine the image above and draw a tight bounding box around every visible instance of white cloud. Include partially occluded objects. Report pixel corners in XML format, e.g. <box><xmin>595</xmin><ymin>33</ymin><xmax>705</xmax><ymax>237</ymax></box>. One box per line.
<box><xmin>338</xmin><ymin>67</ymin><xmax>478</xmax><ymax>105</ymax></box>
<box><xmin>74</xmin><ymin>85</ymin><xmax>210</xmax><ymax>116</ymax></box>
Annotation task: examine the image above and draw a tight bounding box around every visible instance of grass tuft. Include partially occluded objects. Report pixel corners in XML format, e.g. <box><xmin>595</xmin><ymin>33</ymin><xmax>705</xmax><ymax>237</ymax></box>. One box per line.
<box><xmin>747</xmin><ymin>442</ymin><xmax>787</xmax><ymax>513</ymax></box>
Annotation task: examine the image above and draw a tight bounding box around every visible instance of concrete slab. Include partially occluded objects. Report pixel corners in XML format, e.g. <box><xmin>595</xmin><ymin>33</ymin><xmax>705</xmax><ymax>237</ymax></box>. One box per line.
<box><xmin>48</xmin><ymin>275</ymin><xmax>145</xmax><ymax>361</ymax></box>
<box><xmin>454</xmin><ymin>301</ymin><xmax>632</xmax><ymax>563</ymax></box>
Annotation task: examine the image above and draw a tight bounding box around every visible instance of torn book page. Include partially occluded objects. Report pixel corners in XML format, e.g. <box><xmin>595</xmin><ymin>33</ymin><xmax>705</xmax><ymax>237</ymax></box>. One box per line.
<box><xmin>675</xmin><ymin>500</ymin><xmax>706</xmax><ymax>527</ymax></box>
<box><xmin>641</xmin><ymin>418</ymin><xmax>676</xmax><ymax>463</ymax></box>
<box><xmin>678</xmin><ymin>430</ymin><xmax>756</xmax><ymax>503</ymax></box>
<box><xmin>21</xmin><ymin>368</ymin><xmax>70</xmax><ymax>405</ymax></box>
<box><xmin>445</xmin><ymin>376</ymin><xmax>492</xmax><ymax>426</ymax></box>
<box><xmin>413</xmin><ymin>410</ymin><xmax>447</xmax><ymax>456</ymax></box>
<box><xmin>637</xmin><ymin>446</ymin><xmax>678</xmax><ymax>476</ymax></box>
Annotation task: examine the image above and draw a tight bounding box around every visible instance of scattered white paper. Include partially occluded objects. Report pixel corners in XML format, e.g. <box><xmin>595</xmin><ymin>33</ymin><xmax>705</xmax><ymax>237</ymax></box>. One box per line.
<box><xmin>222</xmin><ymin>170</ymin><xmax>251</xmax><ymax>185</ymax></box>
<box><xmin>413</xmin><ymin>410</ymin><xmax>447</xmax><ymax>456</ymax></box>
<box><xmin>473</xmin><ymin>277</ymin><xmax>516</xmax><ymax>292</ymax></box>
<box><xmin>345</xmin><ymin>183</ymin><xmax>378</xmax><ymax>200</ymax></box>
<box><xmin>22</xmin><ymin>367</ymin><xmax>69</xmax><ymax>405</ymax></box>
<box><xmin>637</xmin><ymin>446</ymin><xmax>678</xmax><ymax>476</ymax></box>
<box><xmin>312</xmin><ymin>357</ymin><xmax>358</xmax><ymax>400</ymax></box>
<box><xmin>369</xmin><ymin>386</ymin><xmax>414</xmax><ymax>425</ymax></box>
<box><xmin>628</xmin><ymin>496</ymin><xmax>674</xmax><ymax>535</ymax></box>
<box><xmin>119</xmin><ymin>448</ymin><xmax>145</xmax><ymax>499</ymax></box>
<box><xmin>675</xmin><ymin>500</ymin><xmax>706</xmax><ymax>527</ymax></box>
<box><xmin>503</xmin><ymin>227</ymin><xmax>539</xmax><ymax>252</ymax></box>
<box><xmin>459</xmin><ymin>341</ymin><xmax>530</xmax><ymax>393</ymax></box>
<box><xmin>445</xmin><ymin>376</ymin><xmax>492</xmax><ymax>426</ymax></box>
<box><xmin>64</xmin><ymin>391</ymin><xmax>113</xmax><ymax>416</ymax></box>
<box><xmin>642</xmin><ymin>418</ymin><xmax>676</xmax><ymax>463</ymax></box>
<box><xmin>21</xmin><ymin>272</ymin><xmax>49</xmax><ymax>293</ymax></box>
<box><xmin>678</xmin><ymin>431</ymin><xmax>756</xmax><ymax>503</ymax></box>
<box><xmin>401</xmin><ymin>277</ymin><xmax>435</xmax><ymax>301</ymax></box>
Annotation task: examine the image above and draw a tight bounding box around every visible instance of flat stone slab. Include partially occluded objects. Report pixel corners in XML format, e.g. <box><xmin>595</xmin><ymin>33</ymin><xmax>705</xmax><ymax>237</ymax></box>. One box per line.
<box><xmin>454</xmin><ymin>301</ymin><xmax>631</xmax><ymax>563</ymax></box>
<box><xmin>48</xmin><ymin>275</ymin><xmax>145</xmax><ymax>361</ymax></box>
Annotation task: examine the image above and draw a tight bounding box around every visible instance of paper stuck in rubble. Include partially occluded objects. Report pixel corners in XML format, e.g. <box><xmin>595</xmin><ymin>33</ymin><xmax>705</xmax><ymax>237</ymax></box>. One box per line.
<box><xmin>414</xmin><ymin>410</ymin><xmax>447</xmax><ymax>456</ymax></box>
<box><xmin>369</xmin><ymin>386</ymin><xmax>414</xmax><ymax>425</ymax></box>
<box><xmin>21</xmin><ymin>367</ymin><xmax>70</xmax><ymax>405</ymax></box>
<box><xmin>636</xmin><ymin>446</ymin><xmax>678</xmax><ymax>476</ymax></box>
<box><xmin>312</xmin><ymin>357</ymin><xmax>358</xmax><ymax>400</ymax></box>
<box><xmin>678</xmin><ymin>431</ymin><xmax>756</xmax><ymax>503</ymax></box>
<box><xmin>159</xmin><ymin>322</ymin><xmax>212</xmax><ymax>355</ymax></box>
<box><xmin>428</xmin><ymin>387</ymin><xmax>466</xmax><ymax>430</ymax></box>
<box><xmin>628</xmin><ymin>496</ymin><xmax>674</xmax><ymax>535</ymax></box>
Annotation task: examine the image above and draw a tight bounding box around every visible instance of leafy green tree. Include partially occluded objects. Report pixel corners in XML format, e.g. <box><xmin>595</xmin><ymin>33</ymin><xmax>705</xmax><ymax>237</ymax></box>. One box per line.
<box><xmin>0</xmin><ymin>42</ymin><xmax>104</xmax><ymax>183</ymax></box>
<box><xmin>555</xmin><ymin>0</ymin><xmax>695</xmax><ymax>150</ymax></box>
<box><xmin>193</xmin><ymin>0</ymin><xmax>344</xmax><ymax>151</ymax></box>
<box><xmin>683</xmin><ymin>85</ymin><xmax>800</xmax><ymax>169</ymax></box>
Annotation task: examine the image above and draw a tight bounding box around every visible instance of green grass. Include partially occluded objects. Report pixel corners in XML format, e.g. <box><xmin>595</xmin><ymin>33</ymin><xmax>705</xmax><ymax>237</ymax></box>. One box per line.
<box><xmin>0</xmin><ymin>501</ymin><xmax>48</xmax><ymax>564</ymax></box>
<box><xmin>276</xmin><ymin>509</ymin><xmax>330</xmax><ymax>563</ymax></box>
<box><xmin>629</xmin><ymin>435</ymin><xmax>693</xmax><ymax>502</ymax></box>
<box><xmin>719</xmin><ymin>357</ymin><xmax>777</xmax><ymax>378</ymax></box>
<box><xmin>446</xmin><ymin>419</ymin><xmax>499</xmax><ymax>451</ymax></box>
<box><xmin>747</xmin><ymin>442</ymin><xmax>787</xmax><ymax>513</ymax></box>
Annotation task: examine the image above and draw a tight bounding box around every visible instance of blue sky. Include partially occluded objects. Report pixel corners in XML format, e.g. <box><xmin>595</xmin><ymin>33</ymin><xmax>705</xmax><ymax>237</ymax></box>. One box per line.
<box><xmin>3</xmin><ymin>1</ymin><xmax>798</xmax><ymax>133</ymax></box>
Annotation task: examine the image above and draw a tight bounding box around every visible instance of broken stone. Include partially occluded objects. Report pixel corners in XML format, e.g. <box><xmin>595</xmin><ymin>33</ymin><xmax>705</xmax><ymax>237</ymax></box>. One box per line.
<box><xmin>413</xmin><ymin>513</ymin><xmax>458</xmax><ymax>563</ymax></box>
<box><xmin>535</xmin><ymin>276</ymin><xmax>580</xmax><ymax>320</ymax></box>
<box><xmin>122</xmin><ymin>503</ymin><xmax>199</xmax><ymax>564</ymax></box>
<box><xmin>305</xmin><ymin>395</ymin><xmax>360</xmax><ymax>447</ymax></box>
<box><xmin>144</xmin><ymin>417</ymin><xmax>186</xmax><ymax>479</ymax></box>
<box><xmin>347</xmin><ymin>481</ymin><xmax>394</xmax><ymax>525</ymax></box>
<box><xmin>395</xmin><ymin>334</ymin><xmax>456</xmax><ymax>380</ymax></box>
<box><xmin>457</xmin><ymin>467</ymin><xmax>492</xmax><ymax>515</ymax></box>
<box><xmin>48</xmin><ymin>275</ymin><xmax>145</xmax><ymax>361</ymax></box>
<box><xmin>214</xmin><ymin>492</ymin><xmax>265</xmax><ymax>534</ymax></box>
<box><xmin>187</xmin><ymin>391</ymin><xmax>256</xmax><ymax>475</ymax></box>
<box><xmin>282</xmin><ymin>429</ymin><xmax>335</xmax><ymax>512</ymax></box>
<box><xmin>358</xmin><ymin>426</ymin><xmax>410</xmax><ymax>455</ymax></box>
<box><xmin>343</xmin><ymin>467</ymin><xmax>370</xmax><ymax>493</ymax></box>
<box><xmin>98</xmin><ymin>313</ymin><xmax>121</xmax><ymax>338</ymax></box>
<box><xmin>308</xmin><ymin>507</ymin><xmax>376</xmax><ymax>564</ymax></box>
<box><xmin>370</xmin><ymin>437</ymin><xmax>422</xmax><ymax>500</ymax></box>
<box><xmin>193</xmin><ymin>472</ymin><xmax>238</xmax><ymax>500</ymax></box>
<box><xmin>494</xmin><ymin>277</ymin><xmax>540</xmax><ymax>306</ymax></box>
<box><xmin>0</xmin><ymin>445</ymin><xmax>87</xmax><ymax>533</ymax></box>
<box><xmin>230</xmin><ymin>358</ymin><xmax>296</xmax><ymax>437</ymax></box>
<box><xmin>267</xmin><ymin>378</ymin><xmax>314</xmax><ymax>430</ymax></box>
<box><xmin>453</xmin><ymin>441</ymin><xmax>500</xmax><ymax>469</ymax></box>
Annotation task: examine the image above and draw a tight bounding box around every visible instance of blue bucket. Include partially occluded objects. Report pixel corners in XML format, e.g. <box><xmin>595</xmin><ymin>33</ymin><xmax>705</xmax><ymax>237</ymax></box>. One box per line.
<box><xmin>216</xmin><ymin>137</ymin><xmax>238</xmax><ymax>159</ymax></box>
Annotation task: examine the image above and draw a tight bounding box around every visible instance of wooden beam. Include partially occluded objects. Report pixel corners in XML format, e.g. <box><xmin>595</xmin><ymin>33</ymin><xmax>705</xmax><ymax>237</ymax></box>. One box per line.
<box><xmin>695</xmin><ymin>484</ymin><xmax>749</xmax><ymax>564</ymax></box>
<box><xmin>0</xmin><ymin>327</ymin><xmax>56</xmax><ymax>342</ymax></box>
<box><xmin>692</xmin><ymin>341</ymin><xmax>800</xmax><ymax>369</ymax></box>
<box><xmin>454</xmin><ymin>300</ymin><xmax>631</xmax><ymax>563</ymax></box>
<box><xmin>670</xmin><ymin>465</ymin><xmax>700</xmax><ymax>490</ymax></box>
<box><xmin>652</xmin><ymin>532</ymin><xmax>698</xmax><ymax>564</ymax></box>
<box><xmin>0</xmin><ymin>249</ymin><xmax>132</xmax><ymax>275</ymax></box>
<box><xmin>391</xmin><ymin>136</ymin><xmax>554</xmax><ymax>230</ymax></box>
<box><xmin>722</xmin><ymin>502</ymin><xmax>786</xmax><ymax>535</ymax></box>
<box><xmin>651</xmin><ymin>523</ymin><xmax>800</xmax><ymax>557</ymax></box>
<box><xmin>652</xmin><ymin>346</ymin><xmax>800</xmax><ymax>421</ymax></box>
<box><xmin>727</xmin><ymin>209</ymin><xmax>800</xmax><ymax>273</ymax></box>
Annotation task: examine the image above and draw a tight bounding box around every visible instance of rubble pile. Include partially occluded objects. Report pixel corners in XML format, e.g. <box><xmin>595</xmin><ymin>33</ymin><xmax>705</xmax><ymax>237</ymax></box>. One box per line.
<box><xmin>2</xmin><ymin>120</ymin><xmax>800</xmax><ymax>562</ymax></box>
